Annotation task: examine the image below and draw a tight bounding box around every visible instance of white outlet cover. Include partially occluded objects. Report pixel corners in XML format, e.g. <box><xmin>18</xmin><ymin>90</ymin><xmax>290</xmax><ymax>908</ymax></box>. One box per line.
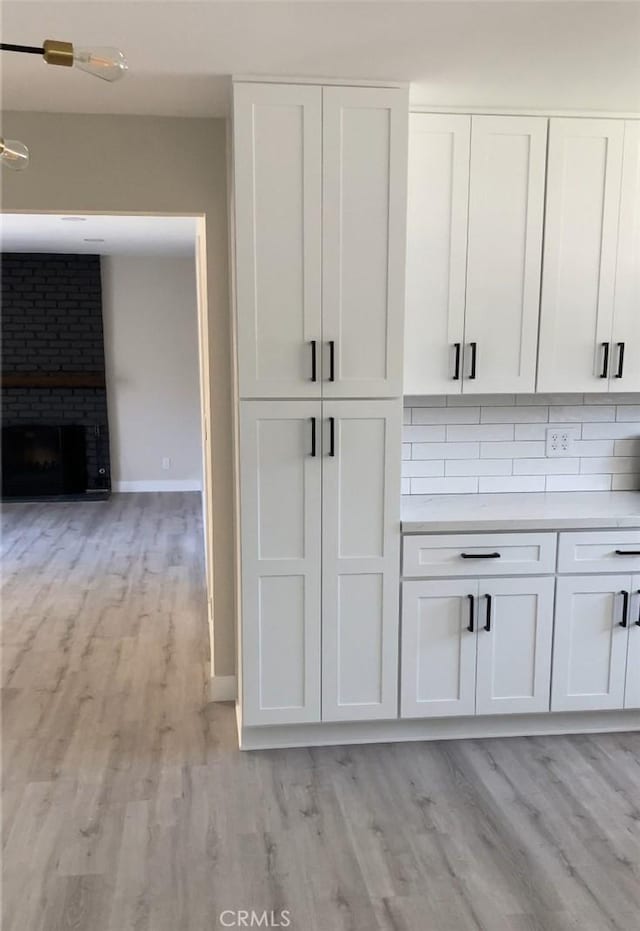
<box><xmin>546</xmin><ymin>427</ymin><xmax>577</xmax><ymax>457</ymax></box>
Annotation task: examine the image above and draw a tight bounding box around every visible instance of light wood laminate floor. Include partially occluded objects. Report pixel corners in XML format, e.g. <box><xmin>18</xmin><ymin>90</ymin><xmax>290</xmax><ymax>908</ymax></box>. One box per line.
<box><xmin>2</xmin><ymin>493</ymin><xmax>639</xmax><ymax>931</ymax></box>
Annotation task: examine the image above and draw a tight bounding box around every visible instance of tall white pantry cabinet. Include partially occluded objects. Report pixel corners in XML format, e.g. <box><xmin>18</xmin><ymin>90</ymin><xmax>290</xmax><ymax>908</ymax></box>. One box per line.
<box><xmin>233</xmin><ymin>81</ymin><xmax>408</xmax><ymax>729</ymax></box>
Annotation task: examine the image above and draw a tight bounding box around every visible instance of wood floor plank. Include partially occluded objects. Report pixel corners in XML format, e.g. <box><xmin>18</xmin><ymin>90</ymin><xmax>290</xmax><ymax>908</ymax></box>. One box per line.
<box><xmin>2</xmin><ymin>493</ymin><xmax>639</xmax><ymax>930</ymax></box>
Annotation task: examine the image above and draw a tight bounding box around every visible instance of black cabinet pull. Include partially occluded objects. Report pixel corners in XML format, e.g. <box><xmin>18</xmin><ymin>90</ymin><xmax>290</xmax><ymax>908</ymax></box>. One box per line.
<box><xmin>600</xmin><ymin>342</ymin><xmax>610</xmax><ymax>378</ymax></box>
<box><xmin>615</xmin><ymin>342</ymin><xmax>625</xmax><ymax>379</ymax></box>
<box><xmin>636</xmin><ymin>590</ymin><xmax>640</xmax><ymax>627</ymax></box>
<box><xmin>453</xmin><ymin>343</ymin><xmax>461</xmax><ymax>381</ymax></box>
<box><xmin>461</xmin><ymin>552</ymin><xmax>501</xmax><ymax>560</ymax></box>
<box><xmin>310</xmin><ymin>417</ymin><xmax>317</xmax><ymax>457</ymax></box>
<box><xmin>469</xmin><ymin>342</ymin><xmax>477</xmax><ymax>380</ymax></box>
<box><xmin>329</xmin><ymin>416</ymin><xmax>336</xmax><ymax>457</ymax></box>
<box><xmin>467</xmin><ymin>594</ymin><xmax>475</xmax><ymax>633</ymax></box>
<box><xmin>328</xmin><ymin>340</ymin><xmax>336</xmax><ymax>382</ymax></box>
<box><xmin>615</xmin><ymin>550</ymin><xmax>640</xmax><ymax>556</ymax></box>
<box><xmin>620</xmin><ymin>590</ymin><xmax>630</xmax><ymax>628</ymax></box>
<box><xmin>310</xmin><ymin>340</ymin><xmax>317</xmax><ymax>382</ymax></box>
<box><xmin>484</xmin><ymin>593</ymin><xmax>492</xmax><ymax>632</ymax></box>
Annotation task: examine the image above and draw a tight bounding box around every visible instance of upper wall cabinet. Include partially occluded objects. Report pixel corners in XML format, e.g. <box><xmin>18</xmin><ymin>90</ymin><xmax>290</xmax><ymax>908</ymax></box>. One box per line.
<box><xmin>538</xmin><ymin>118</ymin><xmax>640</xmax><ymax>393</ymax></box>
<box><xmin>405</xmin><ymin>114</ymin><xmax>547</xmax><ymax>395</ymax></box>
<box><xmin>234</xmin><ymin>81</ymin><xmax>408</xmax><ymax>400</ymax></box>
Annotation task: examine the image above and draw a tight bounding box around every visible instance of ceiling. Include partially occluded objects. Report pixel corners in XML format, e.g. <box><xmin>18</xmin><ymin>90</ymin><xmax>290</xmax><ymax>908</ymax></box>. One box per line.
<box><xmin>0</xmin><ymin>214</ymin><xmax>198</xmax><ymax>255</ymax></box>
<box><xmin>1</xmin><ymin>2</ymin><xmax>639</xmax><ymax>117</ymax></box>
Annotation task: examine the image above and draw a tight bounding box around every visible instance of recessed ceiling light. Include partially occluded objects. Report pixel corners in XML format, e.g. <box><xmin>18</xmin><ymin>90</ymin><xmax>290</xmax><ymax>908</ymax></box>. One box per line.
<box><xmin>83</xmin><ymin>237</ymin><xmax>105</xmax><ymax>243</ymax></box>
<box><xmin>60</xmin><ymin>216</ymin><xmax>87</xmax><ymax>222</ymax></box>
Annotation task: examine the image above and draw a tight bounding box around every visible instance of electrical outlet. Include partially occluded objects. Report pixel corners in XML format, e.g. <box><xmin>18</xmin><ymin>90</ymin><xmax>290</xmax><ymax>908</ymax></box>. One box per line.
<box><xmin>546</xmin><ymin>428</ymin><xmax>576</xmax><ymax>457</ymax></box>
<box><xmin>162</xmin><ymin>457</ymin><xmax>171</xmax><ymax>471</ymax></box>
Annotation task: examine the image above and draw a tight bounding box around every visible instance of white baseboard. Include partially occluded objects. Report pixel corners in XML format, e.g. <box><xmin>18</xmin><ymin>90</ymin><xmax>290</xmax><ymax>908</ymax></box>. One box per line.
<box><xmin>238</xmin><ymin>709</ymin><xmax>640</xmax><ymax>750</ymax></box>
<box><xmin>209</xmin><ymin>675</ymin><xmax>237</xmax><ymax>702</ymax></box>
<box><xmin>113</xmin><ymin>480</ymin><xmax>202</xmax><ymax>492</ymax></box>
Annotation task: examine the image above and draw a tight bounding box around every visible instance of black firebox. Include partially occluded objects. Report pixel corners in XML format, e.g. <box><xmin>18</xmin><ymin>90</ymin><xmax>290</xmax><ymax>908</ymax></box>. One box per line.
<box><xmin>2</xmin><ymin>424</ymin><xmax>88</xmax><ymax>498</ymax></box>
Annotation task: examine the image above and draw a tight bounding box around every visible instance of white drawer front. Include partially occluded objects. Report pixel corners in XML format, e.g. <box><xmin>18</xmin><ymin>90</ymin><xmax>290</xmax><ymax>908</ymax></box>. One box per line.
<box><xmin>558</xmin><ymin>531</ymin><xmax>640</xmax><ymax>574</ymax></box>
<box><xmin>402</xmin><ymin>533</ymin><xmax>557</xmax><ymax>577</ymax></box>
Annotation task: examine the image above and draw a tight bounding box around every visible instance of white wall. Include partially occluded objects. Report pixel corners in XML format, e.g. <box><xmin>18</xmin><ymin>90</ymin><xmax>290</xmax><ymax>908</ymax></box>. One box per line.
<box><xmin>101</xmin><ymin>255</ymin><xmax>202</xmax><ymax>492</ymax></box>
<box><xmin>1</xmin><ymin>112</ymin><xmax>234</xmax><ymax>677</ymax></box>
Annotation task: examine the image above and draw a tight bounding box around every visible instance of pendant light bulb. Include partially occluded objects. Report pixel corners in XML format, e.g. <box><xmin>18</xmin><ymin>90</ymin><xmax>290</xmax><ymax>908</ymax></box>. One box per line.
<box><xmin>0</xmin><ymin>138</ymin><xmax>29</xmax><ymax>170</ymax></box>
<box><xmin>72</xmin><ymin>46</ymin><xmax>128</xmax><ymax>81</ymax></box>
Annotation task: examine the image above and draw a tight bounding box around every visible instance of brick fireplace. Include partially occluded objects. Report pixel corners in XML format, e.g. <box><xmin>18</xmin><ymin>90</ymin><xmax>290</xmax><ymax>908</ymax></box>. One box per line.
<box><xmin>1</xmin><ymin>253</ymin><xmax>111</xmax><ymax>499</ymax></box>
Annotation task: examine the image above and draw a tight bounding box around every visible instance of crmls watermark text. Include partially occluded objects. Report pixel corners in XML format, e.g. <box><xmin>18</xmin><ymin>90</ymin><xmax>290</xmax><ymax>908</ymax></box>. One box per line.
<box><xmin>218</xmin><ymin>910</ymin><xmax>292</xmax><ymax>928</ymax></box>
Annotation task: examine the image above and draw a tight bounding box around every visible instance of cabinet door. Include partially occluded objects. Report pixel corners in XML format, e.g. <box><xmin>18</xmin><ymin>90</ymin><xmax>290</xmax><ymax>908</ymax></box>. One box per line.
<box><xmin>463</xmin><ymin>116</ymin><xmax>547</xmax><ymax>394</ymax></box>
<box><xmin>611</xmin><ymin>121</ymin><xmax>640</xmax><ymax>392</ymax></box>
<box><xmin>234</xmin><ymin>83</ymin><xmax>322</xmax><ymax>398</ymax></box>
<box><xmin>401</xmin><ymin>579</ymin><xmax>478</xmax><ymax>718</ymax></box>
<box><xmin>625</xmin><ymin>579</ymin><xmax>640</xmax><ymax>709</ymax></box>
<box><xmin>404</xmin><ymin>113</ymin><xmax>470</xmax><ymax>395</ymax></box>
<box><xmin>322</xmin><ymin>87</ymin><xmax>408</xmax><ymax>398</ymax></box>
<box><xmin>322</xmin><ymin>400</ymin><xmax>402</xmax><ymax>720</ymax></box>
<box><xmin>476</xmin><ymin>577</ymin><xmax>554</xmax><ymax>715</ymax></box>
<box><xmin>239</xmin><ymin>401</ymin><xmax>322</xmax><ymax>725</ymax></box>
<box><xmin>551</xmin><ymin>575</ymin><xmax>631</xmax><ymax>712</ymax></box>
<box><xmin>538</xmin><ymin>119</ymin><xmax>625</xmax><ymax>392</ymax></box>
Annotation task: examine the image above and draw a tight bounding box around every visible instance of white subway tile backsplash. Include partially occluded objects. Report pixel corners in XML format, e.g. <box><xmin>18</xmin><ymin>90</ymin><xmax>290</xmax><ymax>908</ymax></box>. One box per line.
<box><xmin>401</xmin><ymin>478</ymin><xmax>410</xmax><ymax>495</ymax></box>
<box><xmin>413</xmin><ymin>442</ymin><xmax>479</xmax><ymax>460</ymax></box>
<box><xmin>612</xmin><ymin>474</ymin><xmax>640</xmax><ymax>490</ymax></box>
<box><xmin>513</xmin><ymin>458</ymin><xmax>580</xmax><ymax>475</ymax></box>
<box><xmin>545</xmin><ymin>474</ymin><xmax>612</xmax><ymax>492</ymax></box>
<box><xmin>549</xmin><ymin>405</ymin><xmax>615</xmax><ymax>422</ymax></box>
<box><xmin>411</xmin><ymin>476</ymin><xmax>479</xmax><ymax>495</ymax></box>
<box><xmin>413</xmin><ymin>406</ymin><xmax>480</xmax><ymax>425</ymax></box>
<box><xmin>482</xmin><ymin>406</ymin><xmax>548</xmax><ymax>423</ymax></box>
<box><xmin>402</xmin><ymin>393</ymin><xmax>640</xmax><ymax>496</ymax></box>
<box><xmin>446</xmin><ymin>423</ymin><xmax>514</xmax><ymax>441</ymax></box>
<box><xmin>402</xmin><ymin>460</ymin><xmax>445</xmax><ymax>478</ymax></box>
<box><xmin>480</xmin><ymin>441</ymin><xmax>546</xmax><ymax>459</ymax></box>
<box><xmin>479</xmin><ymin>475</ymin><xmax>546</xmax><ymax>493</ymax></box>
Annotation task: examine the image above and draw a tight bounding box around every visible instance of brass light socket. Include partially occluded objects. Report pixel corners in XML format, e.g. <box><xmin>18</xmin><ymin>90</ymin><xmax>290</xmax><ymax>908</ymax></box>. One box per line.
<box><xmin>0</xmin><ymin>140</ymin><xmax>5</xmax><ymax>156</ymax></box>
<box><xmin>43</xmin><ymin>39</ymin><xmax>74</xmax><ymax>67</ymax></box>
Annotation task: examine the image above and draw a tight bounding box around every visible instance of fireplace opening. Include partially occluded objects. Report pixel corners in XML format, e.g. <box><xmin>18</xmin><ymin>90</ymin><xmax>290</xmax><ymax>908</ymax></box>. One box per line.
<box><xmin>2</xmin><ymin>425</ymin><xmax>88</xmax><ymax>498</ymax></box>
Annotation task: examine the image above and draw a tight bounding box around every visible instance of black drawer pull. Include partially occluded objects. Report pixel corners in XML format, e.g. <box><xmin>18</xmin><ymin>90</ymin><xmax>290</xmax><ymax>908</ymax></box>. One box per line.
<box><xmin>636</xmin><ymin>590</ymin><xmax>640</xmax><ymax>627</ymax></box>
<box><xmin>484</xmin><ymin>593</ymin><xmax>492</xmax><ymax>632</ymax></box>
<box><xmin>620</xmin><ymin>590</ymin><xmax>630</xmax><ymax>628</ymax></box>
<box><xmin>469</xmin><ymin>341</ymin><xmax>477</xmax><ymax>380</ymax></box>
<box><xmin>615</xmin><ymin>550</ymin><xmax>640</xmax><ymax>556</ymax></box>
<box><xmin>615</xmin><ymin>342</ymin><xmax>625</xmax><ymax>379</ymax></box>
<box><xmin>310</xmin><ymin>340</ymin><xmax>317</xmax><ymax>382</ymax></box>
<box><xmin>467</xmin><ymin>594</ymin><xmax>475</xmax><ymax>633</ymax></box>
<box><xmin>310</xmin><ymin>417</ymin><xmax>317</xmax><ymax>457</ymax></box>
<box><xmin>461</xmin><ymin>552</ymin><xmax>501</xmax><ymax>559</ymax></box>
<box><xmin>329</xmin><ymin>416</ymin><xmax>336</xmax><ymax>457</ymax></box>
<box><xmin>453</xmin><ymin>342</ymin><xmax>461</xmax><ymax>381</ymax></box>
<box><xmin>600</xmin><ymin>342</ymin><xmax>610</xmax><ymax>378</ymax></box>
<box><xmin>328</xmin><ymin>340</ymin><xmax>336</xmax><ymax>382</ymax></box>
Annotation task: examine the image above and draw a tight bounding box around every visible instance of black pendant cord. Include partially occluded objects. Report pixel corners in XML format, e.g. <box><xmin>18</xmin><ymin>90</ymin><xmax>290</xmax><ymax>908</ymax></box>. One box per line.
<box><xmin>0</xmin><ymin>43</ymin><xmax>45</xmax><ymax>55</ymax></box>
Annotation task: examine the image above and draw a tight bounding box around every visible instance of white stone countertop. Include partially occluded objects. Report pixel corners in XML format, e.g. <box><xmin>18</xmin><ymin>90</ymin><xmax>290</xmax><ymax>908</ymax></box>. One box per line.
<box><xmin>401</xmin><ymin>491</ymin><xmax>640</xmax><ymax>532</ymax></box>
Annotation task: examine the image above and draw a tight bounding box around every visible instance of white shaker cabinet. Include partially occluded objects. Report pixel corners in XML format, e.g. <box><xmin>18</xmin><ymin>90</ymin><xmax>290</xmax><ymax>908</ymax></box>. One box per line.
<box><xmin>464</xmin><ymin>116</ymin><xmax>547</xmax><ymax>394</ymax></box>
<box><xmin>239</xmin><ymin>401</ymin><xmax>322</xmax><ymax>726</ymax></box>
<box><xmin>404</xmin><ymin>114</ymin><xmax>546</xmax><ymax>395</ymax></box>
<box><xmin>538</xmin><ymin>119</ymin><xmax>626</xmax><ymax>393</ymax></box>
<box><xmin>234</xmin><ymin>84</ymin><xmax>322</xmax><ymax>399</ymax></box>
<box><xmin>611</xmin><ymin>121</ymin><xmax>640</xmax><ymax>393</ymax></box>
<box><xmin>475</xmin><ymin>577</ymin><xmax>554</xmax><ymax>715</ymax></box>
<box><xmin>401</xmin><ymin>579</ymin><xmax>478</xmax><ymax>718</ymax></box>
<box><xmin>234</xmin><ymin>81</ymin><xmax>408</xmax><ymax>400</ymax></box>
<box><xmin>401</xmin><ymin>575</ymin><xmax>554</xmax><ymax>719</ymax></box>
<box><xmin>322</xmin><ymin>400</ymin><xmax>402</xmax><ymax>721</ymax></box>
<box><xmin>404</xmin><ymin>114</ymin><xmax>470</xmax><ymax>395</ymax></box>
<box><xmin>625</xmin><ymin>585</ymin><xmax>640</xmax><ymax>709</ymax></box>
<box><xmin>323</xmin><ymin>87</ymin><xmax>408</xmax><ymax>398</ymax></box>
<box><xmin>551</xmin><ymin>575</ymin><xmax>631</xmax><ymax>712</ymax></box>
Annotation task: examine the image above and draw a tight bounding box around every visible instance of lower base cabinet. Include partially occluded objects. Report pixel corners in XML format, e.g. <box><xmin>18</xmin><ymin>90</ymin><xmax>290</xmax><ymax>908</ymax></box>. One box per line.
<box><xmin>552</xmin><ymin>575</ymin><xmax>640</xmax><ymax>712</ymax></box>
<box><xmin>401</xmin><ymin>576</ymin><xmax>554</xmax><ymax>718</ymax></box>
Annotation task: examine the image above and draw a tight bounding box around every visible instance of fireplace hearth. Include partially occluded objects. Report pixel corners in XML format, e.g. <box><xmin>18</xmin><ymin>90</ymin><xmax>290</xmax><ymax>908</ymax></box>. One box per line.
<box><xmin>1</xmin><ymin>424</ymin><xmax>95</xmax><ymax>499</ymax></box>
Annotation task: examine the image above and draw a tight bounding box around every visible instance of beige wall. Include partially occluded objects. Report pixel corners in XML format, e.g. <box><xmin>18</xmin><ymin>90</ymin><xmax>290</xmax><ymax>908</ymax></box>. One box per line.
<box><xmin>102</xmin><ymin>255</ymin><xmax>202</xmax><ymax>489</ymax></box>
<box><xmin>1</xmin><ymin>112</ymin><xmax>235</xmax><ymax>676</ymax></box>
